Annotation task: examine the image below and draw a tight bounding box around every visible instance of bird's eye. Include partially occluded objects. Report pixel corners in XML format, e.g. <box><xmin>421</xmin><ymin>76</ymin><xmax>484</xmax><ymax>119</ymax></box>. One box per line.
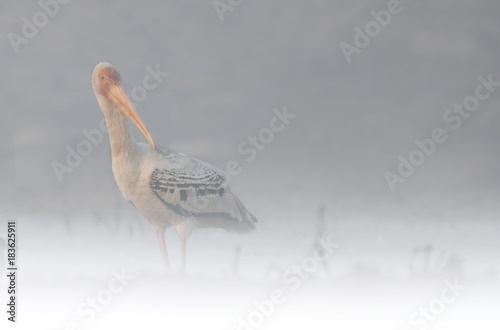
<box><xmin>100</xmin><ymin>76</ymin><xmax>105</xmax><ymax>80</ymax></box>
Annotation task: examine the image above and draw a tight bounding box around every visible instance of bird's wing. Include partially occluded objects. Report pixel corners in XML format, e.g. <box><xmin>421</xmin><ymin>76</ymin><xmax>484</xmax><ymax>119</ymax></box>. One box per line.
<box><xmin>150</xmin><ymin>155</ymin><xmax>257</xmax><ymax>228</ymax></box>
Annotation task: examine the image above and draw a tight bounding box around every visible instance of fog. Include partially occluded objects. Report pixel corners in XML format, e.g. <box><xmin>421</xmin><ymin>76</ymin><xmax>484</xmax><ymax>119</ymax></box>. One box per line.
<box><xmin>1</xmin><ymin>1</ymin><xmax>499</xmax><ymax>329</ymax></box>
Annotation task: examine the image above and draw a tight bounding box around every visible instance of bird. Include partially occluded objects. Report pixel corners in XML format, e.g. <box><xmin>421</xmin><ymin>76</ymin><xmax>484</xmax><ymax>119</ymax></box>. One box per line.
<box><xmin>91</xmin><ymin>62</ymin><xmax>257</xmax><ymax>271</ymax></box>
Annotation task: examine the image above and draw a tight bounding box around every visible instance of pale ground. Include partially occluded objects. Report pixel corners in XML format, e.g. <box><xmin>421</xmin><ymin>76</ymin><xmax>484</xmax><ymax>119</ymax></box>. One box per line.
<box><xmin>1</xmin><ymin>206</ymin><xmax>498</xmax><ymax>330</ymax></box>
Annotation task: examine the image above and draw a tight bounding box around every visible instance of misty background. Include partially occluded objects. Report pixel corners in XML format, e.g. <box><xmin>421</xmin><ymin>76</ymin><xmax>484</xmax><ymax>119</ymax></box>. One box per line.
<box><xmin>1</xmin><ymin>0</ymin><xmax>498</xmax><ymax>221</ymax></box>
<box><xmin>0</xmin><ymin>1</ymin><xmax>499</xmax><ymax>329</ymax></box>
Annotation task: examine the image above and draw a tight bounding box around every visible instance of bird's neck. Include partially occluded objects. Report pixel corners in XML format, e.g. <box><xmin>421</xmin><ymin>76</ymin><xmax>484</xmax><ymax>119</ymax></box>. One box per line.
<box><xmin>102</xmin><ymin>104</ymin><xmax>136</xmax><ymax>159</ymax></box>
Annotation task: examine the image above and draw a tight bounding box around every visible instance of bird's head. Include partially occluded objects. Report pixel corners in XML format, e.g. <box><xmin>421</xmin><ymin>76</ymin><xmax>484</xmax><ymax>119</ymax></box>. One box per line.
<box><xmin>92</xmin><ymin>62</ymin><xmax>155</xmax><ymax>150</ymax></box>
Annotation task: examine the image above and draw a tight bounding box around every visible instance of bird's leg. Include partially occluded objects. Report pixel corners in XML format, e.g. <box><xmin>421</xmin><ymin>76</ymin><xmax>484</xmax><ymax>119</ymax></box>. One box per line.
<box><xmin>180</xmin><ymin>236</ymin><xmax>187</xmax><ymax>273</ymax></box>
<box><xmin>155</xmin><ymin>228</ymin><xmax>170</xmax><ymax>271</ymax></box>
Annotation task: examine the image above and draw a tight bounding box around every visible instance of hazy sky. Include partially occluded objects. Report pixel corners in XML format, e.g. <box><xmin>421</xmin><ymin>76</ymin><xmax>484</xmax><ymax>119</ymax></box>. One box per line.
<box><xmin>1</xmin><ymin>0</ymin><xmax>499</xmax><ymax>221</ymax></box>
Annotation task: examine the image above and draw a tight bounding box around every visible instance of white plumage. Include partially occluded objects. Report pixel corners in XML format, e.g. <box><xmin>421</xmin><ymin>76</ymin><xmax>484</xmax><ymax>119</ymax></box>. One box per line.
<box><xmin>91</xmin><ymin>62</ymin><xmax>257</xmax><ymax>271</ymax></box>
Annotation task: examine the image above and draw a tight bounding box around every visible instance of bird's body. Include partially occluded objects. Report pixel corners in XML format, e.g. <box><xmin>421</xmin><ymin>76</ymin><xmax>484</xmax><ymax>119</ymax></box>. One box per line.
<box><xmin>91</xmin><ymin>62</ymin><xmax>257</xmax><ymax>270</ymax></box>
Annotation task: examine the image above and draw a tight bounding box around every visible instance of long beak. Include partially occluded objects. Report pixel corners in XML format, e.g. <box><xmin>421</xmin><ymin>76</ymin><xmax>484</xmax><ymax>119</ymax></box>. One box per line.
<box><xmin>107</xmin><ymin>83</ymin><xmax>156</xmax><ymax>150</ymax></box>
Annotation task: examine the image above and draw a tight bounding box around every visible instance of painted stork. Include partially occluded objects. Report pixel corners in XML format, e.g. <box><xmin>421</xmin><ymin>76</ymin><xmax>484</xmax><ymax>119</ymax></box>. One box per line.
<box><xmin>91</xmin><ymin>62</ymin><xmax>257</xmax><ymax>271</ymax></box>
